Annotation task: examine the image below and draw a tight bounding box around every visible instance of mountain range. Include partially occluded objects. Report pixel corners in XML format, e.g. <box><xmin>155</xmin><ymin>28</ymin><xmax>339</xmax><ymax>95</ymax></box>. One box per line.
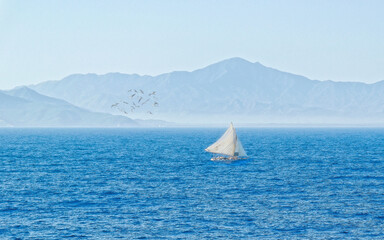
<box><xmin>1</xmin><ymin>57</ymin><xmax>383</xmax><ymax>126</ymax></box>
<box><xmin>22</xmin><ymin>57</ymin><xmax>384</xmax><ymax>125</ymax></box>
<box><xmin>0</xmin><ymin>87</ymin><xmax>137</xmax><ymax>127</ymax></box>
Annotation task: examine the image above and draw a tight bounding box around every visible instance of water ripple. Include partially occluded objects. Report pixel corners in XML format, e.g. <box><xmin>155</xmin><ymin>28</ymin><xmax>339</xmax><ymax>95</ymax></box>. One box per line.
<box><xmin>0</xmin><ymin>128</ymin><xmax>383</xmax><ymax>239</ymax></box>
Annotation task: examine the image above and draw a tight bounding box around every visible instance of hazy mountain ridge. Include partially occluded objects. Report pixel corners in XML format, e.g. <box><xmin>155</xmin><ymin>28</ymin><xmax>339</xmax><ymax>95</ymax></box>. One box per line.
<box><xmin>0</xmin><ymin>87</ymin><xmax>137</xmax><ymax>127</ymax></box>
<box><xmin>28</xmin><ymin>57</ymin><xmax>384</xmax><ymax>124</ymax></box>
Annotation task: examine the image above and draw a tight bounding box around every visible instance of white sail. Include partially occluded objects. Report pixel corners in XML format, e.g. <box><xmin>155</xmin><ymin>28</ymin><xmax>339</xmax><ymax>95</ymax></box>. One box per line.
<box><xmin>235</xmin><ymin>138</ymin><xmax>247</xmax><ymax>157</ymax></box>
<box><xmin>205</xmin><ymin>123</ymin><xmax>237</xmax><ymax>156</ymax></box>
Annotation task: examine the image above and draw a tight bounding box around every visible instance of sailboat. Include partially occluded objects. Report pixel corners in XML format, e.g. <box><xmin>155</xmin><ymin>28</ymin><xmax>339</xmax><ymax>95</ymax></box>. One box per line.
<box><xmin>205</xmin><ymin>123</ymin><xmax>248</xmax><ymax>161</ymax></box>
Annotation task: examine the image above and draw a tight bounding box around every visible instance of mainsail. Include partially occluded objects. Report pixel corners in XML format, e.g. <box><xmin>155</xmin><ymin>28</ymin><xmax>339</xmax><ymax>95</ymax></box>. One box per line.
<box><xmin>205</xmin><ymin>123</ymin><xmax>247</xmax><ymax>157</ymax></box>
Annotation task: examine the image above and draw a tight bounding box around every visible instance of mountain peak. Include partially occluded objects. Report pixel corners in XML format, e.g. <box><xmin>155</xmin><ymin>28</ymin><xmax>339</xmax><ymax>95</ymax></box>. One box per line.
<box><xmin>196</xmin><ymin>57</ymin><xmax>259</xmax><ymax>74</ymax></box>
<box><xmin>215</xmin><ymin>57</ymin><xmax>253</xmax><ymax>66</ymax></box>
<box><xmin>7</xmin><ymin>86</ymin><xmax>70</xmax><ymax>105</ymax></box>
<box><xmin>11</xmin><ymin>86</ymin><xmax>37</xmax><ymax>94</ymax></box>
<box><xmin>8</xmin><ymin>86</ymin><xmax>44</xmax><ymax>98</ymax></box>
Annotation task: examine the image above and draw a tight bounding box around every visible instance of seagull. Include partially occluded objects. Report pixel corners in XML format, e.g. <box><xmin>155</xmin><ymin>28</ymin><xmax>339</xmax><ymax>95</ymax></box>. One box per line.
<box><xmin>130</xmin><ymin>93</ymin><xmax>136</xmax><ymax>98</ymax></box>
<box><xmin>128</xmin><ymin>89</ymin><xmax>132</xmax><ymax>93</ymax></box>
<box><xmin>147</xmin><ymin>111</ymin><xmax>153</xmax><ymax>115</ymax></box>
<box><xmin>134</xmin><ymin>89</ymin><xmax>138</xmax><ymax>93</ymax></box>
<box><xmin>140</xmin><ymin>89</ymin><xmax>144</xmax><ymax>94</ymax></box>
<box><xmin>153</xmin><ymin>102</ymin><xmax>159</xmax><ymax>107</ymax></box>
<box><xmin>111</xmin><ymin>103</ymin><xmax>119</xmax><ymax>108</ymax></box>
<box><xmin>141</xmin><ymin>99</ymin><xmax>149</xmax><ymax>105</ymax></box>
<box><xmin>138</xmin><ymin>97</ymin><xmax>143</xmax><ymax>103</ymax></box>
<box><xmin>123</xmin><ymin>101</ymin><xmax>129</xmax><ymax>105</ymax></box>
<box><xmin>148</xmin><ymin>91</ymin><xmax>156</xmax><ymax>96</ymax></box>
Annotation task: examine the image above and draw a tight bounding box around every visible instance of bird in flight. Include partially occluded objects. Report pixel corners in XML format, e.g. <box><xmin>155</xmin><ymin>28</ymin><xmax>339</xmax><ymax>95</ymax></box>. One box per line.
<box><xmin>111</xmin><ymin>103</ymin><xmax>119</xmax><ymax>108</ymax></box>
<box><xmin>141</xmin><ymin>99</ymin><xmax>149</xmax><ymax>105</ymax></box>
<box><xmin>111</xmin><ymin>89</ymin><xmax>158</xmax><ymax>116</ymax></box>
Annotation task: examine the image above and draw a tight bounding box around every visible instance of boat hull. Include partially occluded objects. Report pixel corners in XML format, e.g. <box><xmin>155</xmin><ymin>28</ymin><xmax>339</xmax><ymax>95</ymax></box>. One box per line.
<box><xmin>210</xmin><ymin>156</ymin><xmax>248</xmax><ymax>162</ymax></box>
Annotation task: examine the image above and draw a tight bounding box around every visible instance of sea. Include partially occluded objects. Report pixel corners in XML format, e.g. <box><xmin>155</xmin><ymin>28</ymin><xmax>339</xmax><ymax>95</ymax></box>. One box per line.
<box><xmin>0</xmin><ymin>128</ymin><xmax>384</xmax><ymax>239</ymax></box>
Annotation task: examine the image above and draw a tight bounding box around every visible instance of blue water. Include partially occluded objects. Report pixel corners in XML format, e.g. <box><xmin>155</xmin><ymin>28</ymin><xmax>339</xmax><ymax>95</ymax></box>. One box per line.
<box><xmin>1</xmin><ymin>128</ymin><xmax>384</xmax><ymax>239</ymax></box>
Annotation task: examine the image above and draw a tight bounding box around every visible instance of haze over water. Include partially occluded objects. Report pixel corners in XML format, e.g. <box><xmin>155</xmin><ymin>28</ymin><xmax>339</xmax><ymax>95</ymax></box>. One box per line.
<box><xmin>1</xmin><ymin>128</ymin><xmax>384</xmax><ymax>239</ymax></box>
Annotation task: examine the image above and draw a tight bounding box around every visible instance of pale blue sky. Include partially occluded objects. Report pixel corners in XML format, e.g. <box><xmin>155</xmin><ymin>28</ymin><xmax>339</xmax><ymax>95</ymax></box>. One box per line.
<box><xmin>0</xmin><ymin>0</ymin><xmax>383</xmax><ymax>89</ymax></box>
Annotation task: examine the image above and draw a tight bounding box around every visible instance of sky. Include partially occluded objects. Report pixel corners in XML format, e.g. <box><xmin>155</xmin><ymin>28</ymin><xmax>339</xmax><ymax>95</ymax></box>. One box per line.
<box><xmin>0</xmin><ymin>0</ymin><xmax>383</xmax><ymax>89</ymax></box>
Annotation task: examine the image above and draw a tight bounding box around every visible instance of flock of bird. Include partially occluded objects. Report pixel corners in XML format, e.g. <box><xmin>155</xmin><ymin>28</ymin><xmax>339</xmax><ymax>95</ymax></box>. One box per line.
<box><xmin>111</xmin><ymin>89</ymin><xmax>159</xmax><ymax>115</ymax></box>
